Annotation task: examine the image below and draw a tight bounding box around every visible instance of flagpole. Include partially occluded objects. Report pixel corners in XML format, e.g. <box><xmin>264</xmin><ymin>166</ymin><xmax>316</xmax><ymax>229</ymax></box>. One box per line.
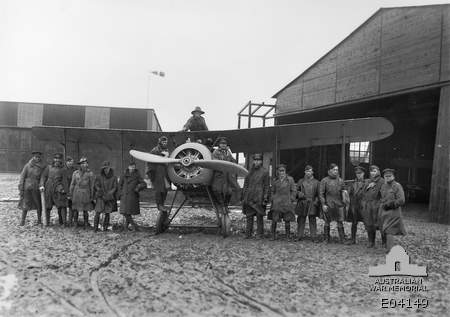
<box><xmin>147</xmin><ymin>70</ymin><xmax>165</xmax><ymax>108</ymax></box>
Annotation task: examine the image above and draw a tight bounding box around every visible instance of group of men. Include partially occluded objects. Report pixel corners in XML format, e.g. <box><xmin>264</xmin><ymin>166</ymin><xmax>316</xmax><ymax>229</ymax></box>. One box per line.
<box><xmin>242</xmin><ymin>155</ymin><xmax>407</xmax><ymax>251</ymax></box>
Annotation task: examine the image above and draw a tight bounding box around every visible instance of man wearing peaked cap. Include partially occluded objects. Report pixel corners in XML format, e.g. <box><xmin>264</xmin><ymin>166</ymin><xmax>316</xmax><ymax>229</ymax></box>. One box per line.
<box><xmin>70</xmin><ymin>156</ymin><xmax>95</xmax><ymax>228</ymax></box>
<box><xmin>39</xmin><ymin>152</ymin><xmax>68</xmax><ymax>226</ymax></box>
<box><xmin>182</xmin><ymin>106</ymin><xmax>209</xmax><ymax>131</ymax></box>
<box><xmin>346</xmin><ymin>165</ymin><xmax>366</xmax><ymax>244</ymax></box>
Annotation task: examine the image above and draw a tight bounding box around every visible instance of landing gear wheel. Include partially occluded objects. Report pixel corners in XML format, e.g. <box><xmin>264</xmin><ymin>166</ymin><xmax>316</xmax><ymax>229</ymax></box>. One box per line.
<box><xmin>221</xmin><ymin>212</ymin><xmax>231</xmax><ymax>237</ymax></box>
<box><xmin>155</xmin><ymin>210</ymin><xmax>169</xmax><ymax>234</ymax></box>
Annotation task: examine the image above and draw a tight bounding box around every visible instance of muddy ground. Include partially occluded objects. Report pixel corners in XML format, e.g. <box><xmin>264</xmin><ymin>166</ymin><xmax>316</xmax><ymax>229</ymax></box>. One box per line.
<box><xmin>0</xmin><ymin>173</ymin><xmax>448</xmax><ymax>316</ymax></box>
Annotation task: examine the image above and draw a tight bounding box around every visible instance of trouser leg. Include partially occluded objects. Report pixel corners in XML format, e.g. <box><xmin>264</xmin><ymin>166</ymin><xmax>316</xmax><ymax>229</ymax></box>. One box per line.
<box><xmin>61</xmin><ymin>207</ymin><xmax>67</xmax><ymax>226</ymax></box>
<box><xmin>20</xmin><ymin>210</ymin><xmax>28</xmax><ymax>226</ymax></box>
<box><xmin>73</xmin><ymin>210</ymin><xmax>79</xmax><ymax>227</ymax></box>
<box><xmin>270</xmin><ymin>221</ymin><xmax>277</xmax><ymax>240</ymax></box>
<box><xmin>297</xmin><ymin>216</ymin><xmax>305</xmax><ymax>240</ymax></box>
<box><xmin>68</xmin><ymin>208</ymin><xmax>73</xmax><ymax>226</ymax></box>
<box><xmin>350</xmin><ymin>222</ymin><xmax>357</xmax><ymax>244</ymax></box>
<box><xmin>309</xmin><ymin>216</ymin><xmax>317</xmax><ymax>240</ymax></box>
<box><xmin>367</xmin><ymin>226</ymin><xmax>375</xmax><ymax>248</ymax></box>
<box><xmin>58</xmin><ymin>208</ymin><xmax>63</xmax><ymax>225</ymax></box>
<box><xmin>256</xmin><ymin>214</ymin><xmax>264</xmax><ymax>237</ymax></box>
<box><xmin>381</xmin><ymin>232</ymin><xmax>386</xmax><ymax>248</ymax></box>
<box><xmin>83</xmin><ymin>211</ymin><xmax>90</xmax><ymax>228</ymax></box>
<box><xmin>245</xmin><ymin>215</ymin><xmax>254</xmax><ymax>238</ymax></box>
<box><xmin>45</xmin><ymin>209</ymin><xmax>51</xmax><ymax>226</ymax></box>
<box><xmin>324</xmin><ymin>221</ymin><xmax>331</xmax><ymax>243</ymax></box>
<box><xmin>337</xmin><ymin>221</ymin><xmax>345</xmax><ymax>243</ymax></box>
<box><xmin>285</xmin><ymin>221</ymin><xmax>291</xmax><ymax>240</ymax></box>
<box><xmin>103</xmin><ymin>213</ymin><xmax>110</xmax><ymax>231</ymax></box>
<box><xmin>94</xmin><ymin>211</ymin><xmax>100</xmax><ymax>232</ymax></box>
<box><xmin>37</xmin><ymin>208</ymin><xmax>42</xmax><ymax>225</ymax></box>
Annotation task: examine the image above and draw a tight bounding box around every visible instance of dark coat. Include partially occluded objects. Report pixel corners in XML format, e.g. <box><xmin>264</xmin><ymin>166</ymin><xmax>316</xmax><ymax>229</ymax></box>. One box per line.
<box><xmin>146</xmin><ymin>145</ymin><xmax>170</xmax><ymax>193</ymax></box>
<box><xmin>94</xmin><ymin>168</ymin><xmax>118</xmax><ymax>214</ymax></box>
<box><xmin>242</xmin><ymin>166</ymin><xmax>270</xmax><ymax>216</ymax></box>
<box><xmin>70</xmin><ymin>169</ymin><xmax>95</xmax><ymax>211</ymax></box>
<box><xmin>62</xmin><ymin>166</ymin><xmax>76</xmax><ymax>194</ymax></box>
<box><xmin>182</xmin><ymin>116</ymin><xmax>208</xmax><ymax>131</ymax></box>
<box><xmin>319</xmin><ymin>174</ymin><xmax>346</xmax><ymax>221</ymax></box>
<box><xmin>346</xmin><ymin>178</ymin><xmax>365</xmax><ymax>223</ymax></box>
<box><xmin>118</xmin><ymin>169</ymin><xmax>147</xmax><ymax>215</ymax></box>
<box><xmin>40</xmin><ymin>164</ymin><xmax>68</xmax><ymax>208</ymax></box>
<box><xmin>295</xmin><ymin>176</ymin><xmax>320</xmax><ymax>216</ymax></box>
<box><xmin>210</xmin><ymin>148</ymin><xmax>240</xmax><ymax>199</ymax></box>
<box><xmin>361</xmin><ymin>175</ymin><xmax>384</xmax><ymax>229</ymax></box>
<box><xmin>18</xmin><ymin>159</ymin><xmax>44</xmax><ymax>211</ymax></box>
<box><xmin>379</xmin><ymin>181</ymin><xmax>406</xmax><ymax>235</ymax></box>
<box><xmin>270</xmin><ymin>175</ymin><xmax>296</xmax><ymax>222</ymax></box>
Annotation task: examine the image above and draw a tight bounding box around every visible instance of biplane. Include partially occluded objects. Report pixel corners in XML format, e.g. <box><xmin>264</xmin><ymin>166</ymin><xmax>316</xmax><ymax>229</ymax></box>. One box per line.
<box><xmin>32</xmin><ymin>117</ymin><xmax>393</xmax><ymax>236</ymax></box>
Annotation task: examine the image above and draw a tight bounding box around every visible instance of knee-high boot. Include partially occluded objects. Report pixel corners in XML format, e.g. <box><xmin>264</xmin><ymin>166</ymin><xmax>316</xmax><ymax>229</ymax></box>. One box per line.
<box><xmin>350</xmin><ymin>223</ymin><xmax>357</xmax><ymax>244</ymax></box>
<box><xmin>37</xmin><ymin>209</ymin><xmax>42</xmax><ymax>225</ymax></box>
<box><xmin>381</xmin><ymin>232</ymin><xmax>387</xmax><ymax>248</ymax></box>
<box><xmin>309</xmin><ymin>217</ymin><xmax>318</xmax><ymax>241</ymax></box>
<box><xmin>285</xmin><ymin>221</ymin><xmax>291</xmax><ymax>240</ymax></box>
<box><xmin>103</xmin><ymin>214</ymin><xmax>110</xmax><ymax>231</ymax></box>
<box><xmin>270</xmin><ymin>221</ymin><xmax>277</xmax><ymax>241</ymax></box>
<box><xmin>338</xmin><ymin>225</ymin><xmax>345</xmax><ymax>244</ymax></box>
<box><xmin>256</xmin><ymin>215</ymin><xmax>264</xmax><ymax>238</ymax></box>
<box><xmin>20</xmin><ymin>210</ymin><xmax>27</xmax><ymax>226</ymax></box>
<box><xmin>324</xmin><ymin>224</ymin><xmax>331</xmax><ymax>243</ymax></box>
<box><xmin>94</xmin><ymin>212</ymin><xmax>100</xmax><ymax>232</ymax></box>
<box><xmin>67</xmin><ymin>208</ymin><xmax>73</xmax><ymax>226</ymax></box>
<box><xmin>61</xmin><ymin>208</ymin><xmax>67</xmax><ymax>226</ymax></box>
<box><xmin>297</xmin><ymin>216</ymin><xmax>305</xmax><ymax>241</ymax></box>
<box><xmin>83</xmin><ymin>211</ymin><xmax>90</xmax><ymax>228</ymax></box>
<box><xmin>367</xmin><ymin>230</ymin><xmax>375</xmax><ymax>248</ymax></box>
<box><xmin>245</xmin><ymin>216</ymin><xmax>254</xmax><ymax>238</ymax></box>
<box><xmin>73</xmin><ymin>210</ymin><xmax>79</xmax><ymax>227</ymax></box>
<box><xmin>58</xmin><ymin>208</ymin><xmax>63</xmax><ymax>225</ymax></box>
<box><xmin>45</xmin><ymin>209</ymin><xmax>51</xmax><ymax>226</ymax></box>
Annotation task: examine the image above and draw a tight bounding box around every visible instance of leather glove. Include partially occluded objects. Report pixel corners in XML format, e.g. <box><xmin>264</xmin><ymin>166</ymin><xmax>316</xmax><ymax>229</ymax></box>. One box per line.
<box><xmin>39</xmin><ymin>186</ymin><xmax>45</xmax><ymax>192</ymax></box>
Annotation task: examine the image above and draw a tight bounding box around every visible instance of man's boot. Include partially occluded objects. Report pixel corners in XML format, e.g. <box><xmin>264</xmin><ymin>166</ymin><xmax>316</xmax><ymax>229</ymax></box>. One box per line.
<box><xmin>256</xmin><ymin>215</ymin><xmax>264</xmax><ymax>239</ymax></box>
<box><xmin>45</xmin><ymin>209</ymin><xmax>51</xmax><ymax>226</ymax></box>
<box><xmin>61</xmin><ymin>208</ymin><xmax>67</xmax><ymax>226</ymax></box>
<box><xmin>296</xmin><ymin>217</ymin><xmax>305</xmax><ymax>241</ymax></box>
<box><xmin>381</xmin><ymin>232</ymin><xmax>387</xmax><ymax>249</ymax></box>
<box><xmin>367</xmin><ymin>230</ymin><xmax>375</xmax><ymax>248</ymax></box>
<box><xmin>103</xmin><ymin>214</ymin><xmax>110</xmax><ymax>231</ymax></box>
<box><xmin>270</xmin><ymin>221</ymin><xmax>277</xmax><ymax>241</ymax></box>
<box><xmin>20</xmin><ymin>210</ymin><xmax>27</xmax><ymax>226</ymax></box>
<box><xmin>94</xmin><ymin>212</ymin><xmax>100</xmax><ymax>232</ymax></box>
<box><xmin>349</xmin><ymin>223</ymin><xmax>357</xmax><ymax>244</ymax></box>
<box><xmin>73</xmin><ymin>210</ymin><xmax>79</xmax><ymax>227</ymax></box>
<box><xmin>310</xmin><ymin>217</ymin><xmax>318</xmax><ymax>242</ymax></box>
<box><xmin>285</xmin><ymin>222</ymin><xmax>291</xmax><ymax>241</ymax></box>
<box><xmin>58</xmin><ymin>208</ymin><xmax>64</xmax><ymax>225</ymax></box>
<box><xmin>83</xmin><ymin>211</ymin><xmax>90</xmax><ymax>229</ymax></box>
<box><xmin>324</xmin><ymin>224</ymin><xmax>331</xmax><ymax>243</ymax></box>
<box><xmin>67</xmin><ymin>208</ymin><xmax>73</xmax><ymax>227</ymax></box>
<box><xmin>129</xmin><ymin>217</ymin><xmax>140</xmax><ymax>231</ymax></box>
<box><xmin>338</xmin><ymin>226</ymin><xmax>345</xmax><ymax>244</ymax></box>
<box><xmin>245</xmin><ymin>216</ymin><xmax>254</xmax><ymax>239</ymax></box>
<box><xmin>37</xmin><ymin>209</ymin><xmax>42</xmax><ymax>225</ymax></box>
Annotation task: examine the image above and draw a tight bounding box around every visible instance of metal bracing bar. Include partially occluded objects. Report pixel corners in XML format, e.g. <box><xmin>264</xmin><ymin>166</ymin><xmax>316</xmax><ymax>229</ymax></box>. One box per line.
<box><xmin>169</xmin><ymin>196</ymin><xmax>188</xmax><ymax>223</ymax></box>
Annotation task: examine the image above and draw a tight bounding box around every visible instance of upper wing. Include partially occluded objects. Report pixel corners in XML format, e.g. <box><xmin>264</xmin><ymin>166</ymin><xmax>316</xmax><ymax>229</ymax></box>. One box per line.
<box><xmin>32</xmin><ymin>117</ymin><xmax>393</xmax><ymax>153</ymax></box>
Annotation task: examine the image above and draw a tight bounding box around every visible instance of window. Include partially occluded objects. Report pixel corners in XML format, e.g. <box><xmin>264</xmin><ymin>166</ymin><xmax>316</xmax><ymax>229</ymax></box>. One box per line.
<box><xmin>349</xmin><ymin>142</ymin><xmax>370</xmax><ymax>164</ymax></box>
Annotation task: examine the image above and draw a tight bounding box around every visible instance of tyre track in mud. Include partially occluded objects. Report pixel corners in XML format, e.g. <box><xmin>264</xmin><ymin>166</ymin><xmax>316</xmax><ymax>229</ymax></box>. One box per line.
<box><xmin>88</xmin><ymin>237</ymin><xmax>146</xmax><ymax>317</ymax></box>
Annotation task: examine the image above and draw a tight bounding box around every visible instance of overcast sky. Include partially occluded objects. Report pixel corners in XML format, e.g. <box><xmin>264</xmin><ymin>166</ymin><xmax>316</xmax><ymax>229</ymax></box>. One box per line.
<box><xmin>0</xmin><ymin>0</ymin><xmax>447</xmax><ymax>131</ymax></box>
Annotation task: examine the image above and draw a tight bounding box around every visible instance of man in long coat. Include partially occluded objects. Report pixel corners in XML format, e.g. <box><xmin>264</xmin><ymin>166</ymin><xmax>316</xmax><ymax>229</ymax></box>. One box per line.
<box><xmin>182</xmin><ymin>106</ymin><xmax>208</xmax><ymax>131</ymax></box>
<box><xmin>346</xmin><ymin>166</ymin><xmax>366</xmax><ymax>244</ymax></box>
<box><xmin>319</xmin><ymin>163</ymin><xmax>347</xmax><ymax>243</ymax></box>
<box><xmin>379</xmin><ymin>168</ymin><xmax>406</xmax><ymax>251</ymax></box>
<box><xmin>62</xmin><ymin>156</ymin><xmax>76</xmax><ymax>226</ymax></box>
<box><xmin>147</xmin><ymin>136</ymin><xmax>171</xmax><ymax>212</ymax></box>
<box><xmin>40</xmin><ymin>153</ymin><xmax>68</xmax><ymax>226</ymax></box>
<box><xmin>119</xmin><ymin>160</ymin><xmax>147</xmax><ymax>231</ymax></box>
<box><xmin>18</xmin><ymin>150</ymin><xmax>44</xmax><ymax>226</ymax></box>
<box><xmin>94</xmin><ymin>161</ymin><xmax>118</xmax><ymax>232</ymax></box>
<box><xmin>361</xmin><ymin>165</ymin><xmax>384</xmax><ymax>248</ymax></box>
<box><xmin>270</xmin><ymin>164</ymin><xmax>297</xmax><ymax>240</ymax></box>
<box><xmin>70</xmin><ymin>157</ymin><xmax>95</xmax><ymax>228</ymax></box>
<box><xmin>295</xmin><ymin>165</ymin><xmax>320</xmax><ymax>241</ymax></box>
<box><xmin>242</xmin><ymin>153</ymin><xmax>270</xmax><ymax>239</ymax></box>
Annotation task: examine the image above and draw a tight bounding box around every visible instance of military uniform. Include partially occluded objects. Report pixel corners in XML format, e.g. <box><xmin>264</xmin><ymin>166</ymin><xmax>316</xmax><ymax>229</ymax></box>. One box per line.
<box><xmin>147</xmin><ymin>138</ymin><xmax>171</xmax><ymax>211</ymax></box>
<box><xmin>182</xmin><ymin>106</ymin><xmax>208</xmax><ymax>131</ymax></box>
<box><xmin>18</xmin><ymin>154</ymin><xmax>44</xmax><ymax>225</ymax></box>
<box><xmin>70</xmin><ymin>158</ymin><xmax>95</xmax><ymax>228</ymax></box>
<box><xmin>319</xmin><ymin>171</ymin><xmax>346</xmax><ymax>243</ymax></box>
<box><xmin>379</xmin><ymin>181</ymin><xmax>406</xmax><ymax>236</ymax></box>
<box><xmin>62</xmin><ymin>161</ymin><xmax>76</xmax><ymax>226</ymax></box>
<box><xmin>346</xmin><ymin>166</ymin><xmax>366</xmax><ymax>244</ymax></box>
<box><xmin>361</xmin><ymin>168</ymin><xmax>384</xmax><ymax>247</ymax></box>
<box><xmin>270</xmin><ymin>173</ymin><xmax>296</xmax><ymax>239</ymax></box>
<box><xmin>295</xmin><ymin>175</ymin><xmax>320</xmax><ymax>240</ymax></box>
<box><xmin>210</xmin><ymin>146</ymin><xmax>239</xmax><ymax>207</ymax></box>
<box><xmin>242</xmin><ymin>155</ymin><xmax>270</xmax><ymax>238</ymax></box>
<box><xmin>119</xmin><ymin>166</ymin><xmax>146</xmax><ymax>231</ymax></box>
<box><xmin>93</xmin><ymin>161</ymin><xmax>118</xmax><ymax>231</ymax></box>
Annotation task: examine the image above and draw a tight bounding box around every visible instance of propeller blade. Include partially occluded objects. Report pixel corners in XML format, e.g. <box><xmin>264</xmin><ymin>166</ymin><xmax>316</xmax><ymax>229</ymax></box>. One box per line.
<box><xmin>192</xmin><ymin>159</ymin><xmax>248</xmax><ymax>177</ymax></box>
<box><xmin>129</xmin><ymin>150</ymin><xmax>181</xmax><ymax>164</ymax></box>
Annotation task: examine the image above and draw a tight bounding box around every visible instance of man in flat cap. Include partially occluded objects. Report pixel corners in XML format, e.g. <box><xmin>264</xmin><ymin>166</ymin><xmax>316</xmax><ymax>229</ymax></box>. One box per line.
<box><xmin>295</xmin><ymin>165</ymin><xmax>320</xmax><ymax>241</ymax></box>
<box><xmin>346</xmin><ymin>165</ymin><xmax>366</xmax><ymax>244</ymax></box>
<box><xmin>18</xmin><ymin>150</ymin><xmax>44</xmax><ymax>226</ymax></box>
<box><xmin>242</xmin><ymin>153</ymin><xmax>270</xmax><ymax>239</ymax></box>
<box><xmin>147</xmin><ymin>135</ymin><xmax>171</xmax><ymax>212</ymax></box>
<box><xmin>40</xmin><ymin>153</ymin><xmax>69</xmax><ymax>226</ymax></box>
<box><xmin>70</xmin><ymin>157</ymin><xmax>96</xmax><ymax>228</ymax></box>
<box><xmin>182</xmin><ymin>106</ymin><xmax>209</xmax><ymax>132</ymax></box>
<box><xmin>379</xmin><ymin>168</ymin><xmax>406</xmax><ymax>251</ymax></box>
<box><xmin>361</xmin><ymin>165</ymin><xmax>384</xmax><ymax>248</ymax></box>
<box><xmin>319</xmin><ymin>163</ymin><xmax>348</xmax><ymax>243</ymax></box>
<box><xmin>62</xmin><ymin>156</ymin><xmax>77</xmax><ymax>226</ymax></box>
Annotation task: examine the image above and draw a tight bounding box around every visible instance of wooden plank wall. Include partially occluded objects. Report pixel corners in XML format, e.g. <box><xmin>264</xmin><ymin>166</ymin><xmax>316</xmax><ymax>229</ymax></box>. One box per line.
<box><xmin>429</xmin><ymin>86</ymin><xmax>449</xmax><ymax>223</ymax></box>
<box><xmin>276</xmin><ymin>5</ymin><xmax>448</xmax><ymax>113</ymax></box>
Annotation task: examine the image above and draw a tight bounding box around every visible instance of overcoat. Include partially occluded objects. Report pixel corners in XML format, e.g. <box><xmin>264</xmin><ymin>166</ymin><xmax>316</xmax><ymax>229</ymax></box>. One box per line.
<box><xmin>94</xmin><ymin>168</ymin><xmax>118</xmax><ymax>214</ymax></box>
<box><xmin>183</xmin><ymin>116</ymin><xmax>208</xmax><ymax>131</ymax></box>
<box><xmin>361</xmin><ymin>175</ymin><xmax>384</xmax><ymax>229</ymax></box>
<box><xmin>210</xmin><ymin>148</ymin><xmax>240</xmax><ymax>199</ymax></box>
<box><xmin>319</xmin><ymin>174</ymin><xmax>346</xmax><ymax>222</ymax></box>
<box><xmin>242</xmin><ymin>166</ymin><xmax>270</xmax><ymax>216</ymax></box>
<box><xmin>118</xmin><ymin>169</ymin><xmax>147</xmax><ymax>215</ymax></box>
<box><xmin>18</xmin><ymin>159</ymin><xmax>44</xmax><ymax>211</ymax></box>
<box><xmin>70</xmin><ymin>169</ymin><xmax>95</xmax><ymax>211</ymax></box>
<box><xmin>147</xmin><ymin>145</ymin><xmax>170</xmax><ymax>193</ymax></box>
<box><xmin>378</xmin><ymin>181</ymin><xmax>406</xmax><ymax>235</ymax></box>
<box><xmin>40</xmin><ymin>164</ymin><xmax>68</xmax><ymax>208</ymax></box>
<box><xmin>270</xmin><ymin>175</ymin><xmax>296</xmax><ymax>222</ymax></box>
<box><xmin>295</xmin><ymin>177</ymin><xmax>320</xmax><ymax>217</ymax></box>
<box><xmin>346</xmin><ymin>178</ymin><xmax>365</xmax><ymax>223</ymax></box>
